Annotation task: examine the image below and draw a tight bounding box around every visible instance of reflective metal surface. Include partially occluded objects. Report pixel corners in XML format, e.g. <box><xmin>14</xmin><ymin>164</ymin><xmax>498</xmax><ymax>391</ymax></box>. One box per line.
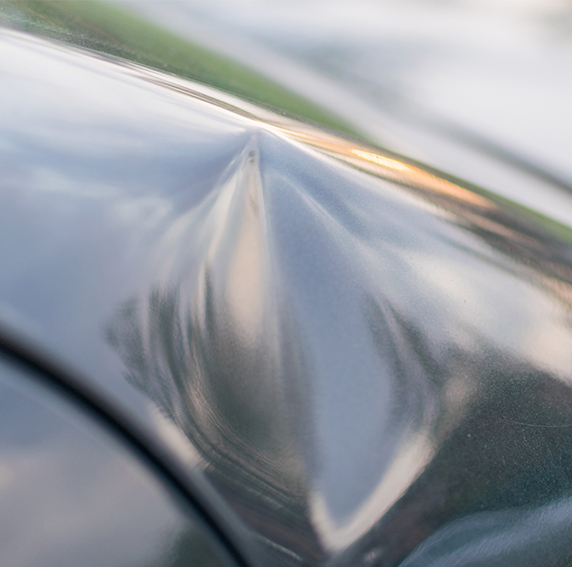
<box><xmin>2</xmin><ymin>10</ymin><xmax>572</xmax><ymax>567</ymax></box>
<box><xmin>0</xmin><ymin>0</ymin><xmax>354</xmax><ymax>137</ymax></box>
<box><xmin>129</xmin><ymin>0</ymin><xmax>572</xmax><ymax>228</ymax></box>
<box><xmin>0</xmin><ymin>356</ymin><xmax>239</xmax><ymax>567</ymax></box>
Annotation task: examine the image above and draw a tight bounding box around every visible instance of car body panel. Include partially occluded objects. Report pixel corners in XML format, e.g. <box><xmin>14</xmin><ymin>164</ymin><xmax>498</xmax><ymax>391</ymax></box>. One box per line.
<box><xmin>0</xmin><ymin>355</ymin><xmax>240</xmax><ymax>567</ymax></box>
<box><xmin>2</xmin><ymin>5</ymin><xmax>572</xmax><ymax>567</ymax></box>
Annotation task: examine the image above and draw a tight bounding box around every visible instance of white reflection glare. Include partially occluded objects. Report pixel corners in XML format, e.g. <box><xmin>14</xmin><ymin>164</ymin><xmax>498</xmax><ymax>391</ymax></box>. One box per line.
<box><xmin>225</xmin><ymin>150</ymin><xmax>267</xmax><ymax>342</ymax></box>
<box><xmin>150</xmin><ymin>405</ymin><xmax>206</xmax><ymax>469</ymax></box>
<box><xmin>311</xmin><ymin>433</ymin><xmax>434</xmax><ymax>552</ymax></box>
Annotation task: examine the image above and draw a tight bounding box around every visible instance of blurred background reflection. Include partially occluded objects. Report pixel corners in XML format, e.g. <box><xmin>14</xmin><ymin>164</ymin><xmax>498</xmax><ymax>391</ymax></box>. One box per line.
<box><xmin>3</xmin><ymin>2</ymin><xmax>572</xmax><ymax>567</ymax></box>
<box><xmin>0</xmin><ymin>358</ymin><xmax>238</xmax><ymax>567</ymax></box>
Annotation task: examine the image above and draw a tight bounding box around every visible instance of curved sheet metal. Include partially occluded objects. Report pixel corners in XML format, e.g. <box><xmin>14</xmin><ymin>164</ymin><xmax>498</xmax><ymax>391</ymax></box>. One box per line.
<box><xmin>0</xmin><ymin>356</ymin><xmax>240</xmax><ymax>567</ymax></box>
<box><xmin>2</xmin><ymin>28</ymin><xmax>572</xmax><ymax>567</ymax></box>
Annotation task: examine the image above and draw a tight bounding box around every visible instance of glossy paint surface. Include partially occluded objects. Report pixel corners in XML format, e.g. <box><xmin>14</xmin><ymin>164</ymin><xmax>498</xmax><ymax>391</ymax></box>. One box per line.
<box><xmin>129</xmin><ymin>0</ymin><xmax>572</xmax><ymax>230</ymax></box>
<box><xmin>3</xmin><ymin>25</ymin><xmax>572</xmax><ymax>567</ymax></box>
<box><xmin>0</xmin><ymin>0</ymin><xmax>354</xmax><ymax>137</ymax></box>
<box><xmin>0</xmin><ymin>356</ymin><xmax>238</xmax><ymax>567</ymax></box>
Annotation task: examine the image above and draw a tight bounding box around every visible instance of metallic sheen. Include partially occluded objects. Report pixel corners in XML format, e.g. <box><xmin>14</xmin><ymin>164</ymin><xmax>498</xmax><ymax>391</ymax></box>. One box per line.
<box><xmin>0</xmin><ymin>356</ymin><xmax>238</xmax><ymax>567</ymax></box>
<box><xmin>2</xmin><ymin>23</ymin><xmax>572</xmax><ymax>567</ymax></box>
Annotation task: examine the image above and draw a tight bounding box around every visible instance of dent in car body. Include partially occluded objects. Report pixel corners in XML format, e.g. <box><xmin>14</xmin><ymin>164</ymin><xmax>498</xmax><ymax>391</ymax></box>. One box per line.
<box><xmin>2</xmin><ymin>20</ymin><xmax>572</xmax><ymax>567</ymax></box>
